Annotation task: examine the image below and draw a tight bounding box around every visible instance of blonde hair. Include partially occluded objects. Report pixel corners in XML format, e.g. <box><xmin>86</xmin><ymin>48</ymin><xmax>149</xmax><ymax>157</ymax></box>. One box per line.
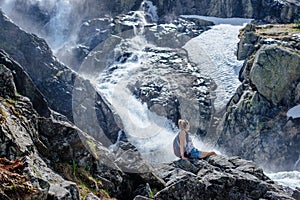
<box><xmin>178</xmin><ymin>119</ymin><xmax>189</xmax><ymax>131</ymax></box>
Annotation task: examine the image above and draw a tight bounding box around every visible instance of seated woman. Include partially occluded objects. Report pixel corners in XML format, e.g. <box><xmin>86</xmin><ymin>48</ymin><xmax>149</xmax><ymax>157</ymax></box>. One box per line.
<box><xmin>173</xmin><ymin>119</ymin><xmax>216</xmax><ymax>160</ymax></box>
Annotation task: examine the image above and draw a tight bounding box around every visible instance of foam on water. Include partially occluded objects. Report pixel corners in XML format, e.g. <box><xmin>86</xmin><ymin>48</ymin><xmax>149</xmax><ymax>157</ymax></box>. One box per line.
<box><xmin>266</xmin><ymin>171</ymin><xmax>300</xmax><ymax>189</ymax></box>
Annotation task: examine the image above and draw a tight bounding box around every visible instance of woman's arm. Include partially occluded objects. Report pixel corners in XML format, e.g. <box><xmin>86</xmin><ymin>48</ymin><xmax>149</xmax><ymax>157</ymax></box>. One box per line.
<box><xmin>179</xmin><ymin>131</ymin><xmax>187</xmax><ymax>160</ymax></box>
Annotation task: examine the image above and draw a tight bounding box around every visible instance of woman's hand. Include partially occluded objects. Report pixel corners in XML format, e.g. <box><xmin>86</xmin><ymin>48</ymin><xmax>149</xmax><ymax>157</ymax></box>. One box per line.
<box><xmin>181</xmin><ymin>155</ymin><xmax>188</xmax><ymax>160</ymax></box>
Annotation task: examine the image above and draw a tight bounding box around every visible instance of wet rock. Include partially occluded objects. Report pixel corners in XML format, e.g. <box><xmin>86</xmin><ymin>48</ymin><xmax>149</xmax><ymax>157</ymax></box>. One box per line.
<box><xmin>128</xmin><ymin>47</ymin><xmax>216</xmax><ymax>137</ymax></box>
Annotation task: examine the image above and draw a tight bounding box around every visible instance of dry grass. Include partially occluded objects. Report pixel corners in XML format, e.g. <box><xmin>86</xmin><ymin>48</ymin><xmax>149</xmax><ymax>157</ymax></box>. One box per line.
<box><xmin>255</xmin><ymin>23</ymin><xmax>300</xmax><ymax>39</ymax></box>
<box><xmin>0</xmin><ymin>158</ymin><xmax>39</xmax><ymax>199</ymax></box>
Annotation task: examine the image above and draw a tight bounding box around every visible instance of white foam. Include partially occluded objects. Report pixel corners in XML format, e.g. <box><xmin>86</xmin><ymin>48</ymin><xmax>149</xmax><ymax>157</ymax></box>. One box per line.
<box><xmin>266</xmin><ymin>171</ymin><xmax>300</xmax><ymax>189</ymax></box>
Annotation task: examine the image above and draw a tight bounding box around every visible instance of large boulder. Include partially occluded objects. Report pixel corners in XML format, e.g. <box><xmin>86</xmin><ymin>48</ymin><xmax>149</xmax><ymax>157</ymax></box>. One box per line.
<box><xmin>250</xmin><ymin>44</ymin><xmax>300</xmax><ymax>106</ymax></box>
<box><xmin>217</xmin><ymin>23</ymin><xmax>300</xmax><ymax>172</ymax></box>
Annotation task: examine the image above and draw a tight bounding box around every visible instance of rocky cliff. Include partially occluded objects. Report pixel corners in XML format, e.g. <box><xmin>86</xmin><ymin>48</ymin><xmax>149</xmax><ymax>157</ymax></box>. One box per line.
<box><xmin>154</xmin><ymin>0</ymin><xmax>300</xmax><ymax>23</ymax></box>
<box><xmin>0</xmin><ymin>10</ymin><xmax>123</xmax><ymax>146</ymax></box>
<box><xmin>217</xmin><ymin>22</ymin><xmax>300</xmax><ymax>172</ymax></box>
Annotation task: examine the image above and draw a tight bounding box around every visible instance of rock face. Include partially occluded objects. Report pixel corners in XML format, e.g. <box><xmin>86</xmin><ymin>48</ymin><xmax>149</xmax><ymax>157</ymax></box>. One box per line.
<box><xmin>217</xmin><ymin>23</ymin><xmax>300</xmax><ymax>172</ymax></box>
<box><xmin>154</xmin><ymin>0</ymin><xmax>300</xmax><ymax>23</ymax></box>
<box><xmin>126</xmin><ymin>47</ymin><xmax>216</xmax><ymax>137</ymax></box>
<box><xmin>250</xmin><ymin>44</ymin><xmax>300</xmax><ymax>106</ymax></box>
<box><xmin>0</xmin><ymin>10</ymin><xmax>123</xmax><ymax>146</ymax></box>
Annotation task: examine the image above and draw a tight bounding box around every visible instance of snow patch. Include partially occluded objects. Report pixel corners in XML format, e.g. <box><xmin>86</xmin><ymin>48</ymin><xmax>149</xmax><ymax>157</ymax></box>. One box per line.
<box><xmin>287</xmin><ymin>104</ymin><xmax>300</xmax><ymax>119</ymax></box>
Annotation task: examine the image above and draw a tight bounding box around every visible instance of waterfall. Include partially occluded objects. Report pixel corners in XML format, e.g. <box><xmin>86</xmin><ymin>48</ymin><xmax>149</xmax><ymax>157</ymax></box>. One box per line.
<box><xmin>0</xmin><ymin>0</ymin><xmax>74</xmax><ymax>50</ymax></box>
<box><xmin>129</xmin><ymin>0</ymin><xmax>158</xmax><ymax>35</ymax></box>
<box><xmin>141</xmin><ymin>0</ymin><xmax>158</xmax><ymax>22</ymax></box>
<box><xmin>97</xmin><ymin>42</ymin><xmax>179</xmax><ymax>163</ymax></box>
<box><xmin>294</xmin><ymin>154</ymin><xmax>300</xmax><ymax>170</ymax></box>
<box><xmin>182</xmin><ymin>16</ymin><xmax>252</xmax><ymax>111</ymax></box>
<box><xmin>43</xmin><ymin>0</ymin><xmax>73</xmax><ymax>49</ymax></box>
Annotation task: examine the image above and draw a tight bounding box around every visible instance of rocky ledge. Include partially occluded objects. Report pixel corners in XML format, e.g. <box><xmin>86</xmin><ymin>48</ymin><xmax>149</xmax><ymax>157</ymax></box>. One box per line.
<box><xmin>153</xmin><ymin>155</ymin><xmax>300</xmax><ymax>200</ymax></box>
<box><xmin>0</xmin><ymin>10</ymin><xmax>123</xmax><ymax>146</ymax></box>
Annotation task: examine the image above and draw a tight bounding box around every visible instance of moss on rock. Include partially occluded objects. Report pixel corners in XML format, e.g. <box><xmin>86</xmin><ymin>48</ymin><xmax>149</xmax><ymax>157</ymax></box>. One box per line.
<box><xmin>250</xmin><ymin>44</ymin><xmax>300</xmax><ymax>105</ymax></box>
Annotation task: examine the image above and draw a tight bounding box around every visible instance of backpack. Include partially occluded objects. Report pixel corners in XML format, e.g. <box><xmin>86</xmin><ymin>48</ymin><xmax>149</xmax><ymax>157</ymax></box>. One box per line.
<box><xmin>173</xmin><ymin>133</ymin><xmax>181</xmax><ymax>157</ymax></box>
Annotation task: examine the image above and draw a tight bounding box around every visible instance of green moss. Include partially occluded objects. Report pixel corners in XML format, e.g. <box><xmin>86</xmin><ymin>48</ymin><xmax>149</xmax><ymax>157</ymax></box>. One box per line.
<box><xmin>86</xmin><ymin>140</ymin><xmax>99</xmax><ymax>159</ymax></box>
<box><xmin>32</xmin><ymin>166</ymin><xmax>43</xmax><ymax>179</ymax></box>
<box><xmin>53</xmin><ymin>163</ymin><xmax>114</xmax><ymax>199</ymax></box>
<box><xmin>294</xmin><ymin>19</ymin><xmax>300</xmax><ymax>29</ymax></box>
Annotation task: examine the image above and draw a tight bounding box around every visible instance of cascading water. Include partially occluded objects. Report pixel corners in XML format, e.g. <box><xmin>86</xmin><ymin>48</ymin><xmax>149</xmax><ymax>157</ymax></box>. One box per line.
<box><xmin>97</xmin><ymin>41</ymin><xmax>179</xmax><ymax>162</ymax></box>
<box><xmin>294</xmin><ymin>154</ymin><xmax>300</xmax><ymax>170</ymax></box>
<box><xmin>141</xmin><ymin>0</ymin><xmax>158</xmax><ymax>22</ymax></box>
<box><xmin>96</xmin><ymin>2</ymin><xmax>180</xmax><ymax>163</ymax></box>
<box><xmin>0</xmin><ymin>0</ymin><xmax>74</xmax><ymax>50</ymax></box>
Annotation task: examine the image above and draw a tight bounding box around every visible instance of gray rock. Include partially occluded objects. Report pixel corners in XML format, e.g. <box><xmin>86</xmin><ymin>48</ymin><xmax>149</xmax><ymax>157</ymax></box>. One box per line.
<box><xmin>47</xmin><ymin>181</ymin><xmax>80</xmax><ymax>200</ymax></box>
<box><xmin>126</xmin><ymin>47</ymin><xmax>216</xmax><ymax>138</ymax></box>
<box><xmin>250</xmin><ymin>44</ymin><xmax>300</xmax><ymax>106</ymax></box>
<box><xmin>0</xmin><ymin>10</ymin><xmax>123</xmax><ymax>146</ymax></box>
<box><xmin>134</xmin><ymin>195</ymin><xmax>153</xmax><ymax>200</ymax></box>
<box><xmin>154</xmin><ymin>155</ymin><xmax>295</xmax><ymax>200</ymax></box>
<box><xmin>0</xmin><ymin>64</ymin><xmax>16</xmax><ymax>98</ymax></box>
<box><xmin>0</xmin><ymin>50</ymin><xmax>50</xmax><ymax>117</ymax></box>
<box><xmin>85</xmin><ymin>192</ymin><xmax>100</xmax><ymax>200</ymax></box>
